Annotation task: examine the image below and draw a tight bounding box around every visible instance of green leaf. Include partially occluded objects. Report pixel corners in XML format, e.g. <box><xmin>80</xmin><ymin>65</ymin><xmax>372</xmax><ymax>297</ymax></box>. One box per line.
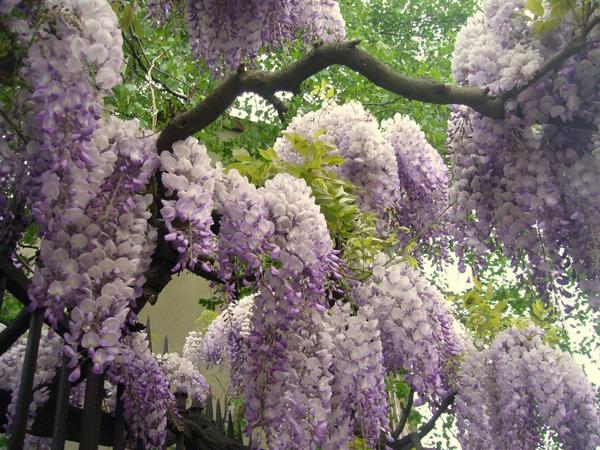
<box><xmin>233</xmin><ymin>148</ymin><xmax>252</xmax><ymax>162</ymax></box>
<box><xmin>195</xmin><ymin>309</ymin><xmax>219</xmax><ymax>331</ymax></box>
<box><xmin>526</xmin><ymin>0</ymin><xmax>545</xmax><ymax>17</ymax></box>
<box><xmin>259</xmin><ymin>147</ymin><xmax>279</xmax><ymax>161</ymax></box>
<box><xmin>494</xmin><ymin>300</ymin><xmax>508</xmax><ymax>313</ymax></box>
<box><xmin>321</xmin><ymin>155</ymin><xmax>345</xmax><ymax>166</ymax></box>
<box><xmin>121</xmin><ymin>4</ymin><xmax>135</xmax><ymax>30</ymax></box>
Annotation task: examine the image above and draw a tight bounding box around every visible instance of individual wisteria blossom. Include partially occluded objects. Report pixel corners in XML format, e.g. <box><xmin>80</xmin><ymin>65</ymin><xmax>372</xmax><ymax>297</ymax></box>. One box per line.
<box><xmin>354</xmin><ymin>254</ymin><xmax>463</xmax><ymax>406</ymax></box>
<box><xmin>381</xmin><ymin>113</ymin><xmax>450</xmax><ymax>253</ymax></box>
<box><xmin>456</xmin><ymin>326</ymin><xmax>600</xmax><ymax>450</ymax></box>
<box><xmin>0</xmin><ymin>328</ymin><xmax>63</xmax><ymax>448</ymax></box>
<box><xmin>274</xmin><ymin>102</ymin><xmax>401</xmax><ymax>230</ymax></box>
<box><xmin>213</xmin><ymin>170</ymin><xmax>276</xmax><ymax>295</ymax></box>
<box><xmin>156</xmin><ymin>352</ymin><xmax>210</xmax><ymax>404</ymax></box>
<box><xmin>321</xmin><ymin>303</ymin><xmax>390</xmax><ymax>449</ymax></box>
<box><xmin>160</xmin><ymin>136</ymin><xmax>219</xmax><ymax>271</ymax></box>
<box><xmin>183</xmin><ymin>0</ymin><xmax>345</xmax><ymax>74</ymax></box>
<box><xmin>106</xmin><ymin>332</ymin><xmax>174</xmax><ymax>449</ymax></box>
<box><xmin>449</xmin><ymin>0</ymin><xmax>600</xmax><ymax>308</ymax></box>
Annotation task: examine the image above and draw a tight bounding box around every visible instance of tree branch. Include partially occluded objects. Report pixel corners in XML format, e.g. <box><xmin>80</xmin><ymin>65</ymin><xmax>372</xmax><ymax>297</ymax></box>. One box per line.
<box><xmin>156</xmin><ymin>27</ymin><xmax>598</xmax><ymax>152</ymax></box>
<box><xmin>392</xmin><ymin>391</ymin><xmax>457</xmax><ymax>450</ymax></box>
<box><xmin>393</xmin><ymin>388</ymin><xmax>414</xmax><ymax>439</ymax></box>
<box><xmin>156</xmin><ymin>40</ymin><xmax>505</xmax><ymax>151</ymax></box>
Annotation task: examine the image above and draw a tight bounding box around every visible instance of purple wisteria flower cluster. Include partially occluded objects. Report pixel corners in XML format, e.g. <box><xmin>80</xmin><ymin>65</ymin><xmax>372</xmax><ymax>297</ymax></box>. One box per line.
<box><xmin>456</xmin><ymin>326</ymin><xmax>600</xmax><ymax>450</ymax></box>
<box><xmin>354</xmin><ymin>254</ymin><xmax>464</xmax><ymax>406</ymax></box>
<box><xmin>321</xmin><ymin>303</ymin><xmax>390</xmax><ymax>449</ymax></box>
<box><xmin>0</xmin><ymin>3</ymin><xmax>179</xmax><ymax>447</ymax></box>
<box><xmin>160</xmin><ymin>136</ymin><xmax>219</xmax><ymax>271</ymax></box>
<box><xmin>449</xmin><ymin>0</ymin><xmax>600</xmax><ymax>309</ymax></box>
<box><xmin>28</xmin><ymin>116</ymin><xmax>159</xmax><ymax>377</ymax></box>
<box><xmin>274</xmin><ymin>102</ymin><xmax>451</xmax><ymax>252</ymax></box>
<box><xmin>242</xmin><ymin>174</ymin><xmax>340</xmax><ymax>448</ymax></box>
<box><xmin>381</xmin><ymin>114</ymin><xmax>450</xmax><ymax>251</ymax></box>
<box><xmin>106</xmin><ymin>332</ymin><xmax>174</xmax><ymax>449</ymax></box>
<box><xmin>182</xmin><ymin>0</ymin><xmax>346</xmax><ymax>74</ymax></box>
<box><xmin>274</xmin><ymin>102</ymin><xmax>401</xmax><ymax>229</ymax></box>
<box><xmin>156</xmin><ymin>352</ymin><xmax>210</xmax><ymax>404</ymax></box>
<box><xmin>0</xmin><ymin>329</ymin><xmax>176</xmax><ymax>449</ymax></box>
<box><xmin>185</xmin><ymin>294</ymin><xmax>254</xmax><ymax>392</ymax></box>
<box><xmin>213</xmin><ymin>170</ymin><xmax>277</xmax><ymax>295</ymax></box>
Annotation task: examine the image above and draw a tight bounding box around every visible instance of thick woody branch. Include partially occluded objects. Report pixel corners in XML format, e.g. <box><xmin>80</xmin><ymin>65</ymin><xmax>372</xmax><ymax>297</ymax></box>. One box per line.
<box><xmin>156</xmin><ymin>40</ymin><xmax>504</xmax><ymax>151</ymax></box>
<box><xmin>156</xmin><ymin>29</ymin><xmax>597</xmax><ymax>152</ymax></box>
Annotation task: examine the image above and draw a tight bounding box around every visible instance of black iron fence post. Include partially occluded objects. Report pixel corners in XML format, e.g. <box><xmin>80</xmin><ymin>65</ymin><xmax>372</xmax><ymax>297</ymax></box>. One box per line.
<box><xmin>50</xmin><ymin>354</ymin><xmax>72</xmax><ymax>450</ymax></box>
<box><xmin>8</xmin><ymin>308</ymin><xmax>43</xmax><ymax>450</ymax></box>
<box><xmin>79</xmin><ymin>367</ymin><xmax>104</xmax><ymax>450</ymax></box>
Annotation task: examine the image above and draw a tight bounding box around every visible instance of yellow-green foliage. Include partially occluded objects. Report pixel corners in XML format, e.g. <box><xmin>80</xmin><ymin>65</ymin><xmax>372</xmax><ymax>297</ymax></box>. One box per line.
<box><xmin>449</xmin><ymin>277</ymin><xmax>565</xmax><ymax>346</ymax></box>
<box><xmin>227</xmin><ymin>132</ymin><xmax>396</xmax><ymax>277</ymax></box>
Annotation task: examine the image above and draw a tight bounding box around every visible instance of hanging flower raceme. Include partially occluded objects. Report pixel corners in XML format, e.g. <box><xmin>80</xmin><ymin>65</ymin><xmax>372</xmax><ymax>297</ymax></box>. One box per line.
<box><xmin>456</xmin><ymin>326</ymin><xmax>600</xmax><ymax>450</ymax></box>
<box><xmin>194</xmin><ymin>294</ymin><xmax>255</xmax><ymax>393</ymax></box>
<box><xmin>354</xmin><ymin>254</ymin><xmax>463</xmax><ymax>406</ymax></box>
<box><xmin>244</xmin><ymin>281</ymin><xmax>335</xmax><ymax>449</ymax></box>
<box><xmin>160</xmin><ymin>136</ymin><xmax>219</xmax><ymax>272</ymax></box>
<box><xmin>28</xmin><ymin>117</ymin><xmax>158</xmax><ymax>378</ymax></box>
<box><xmin>322</xmin><ymin>303</ymin><xmax>390</xmax><ymax>449</ymax></box>
<box><xmin>274</xmin><ymin>102</ymin><xmax>401</xmax><ymax>230</ymax></box>
<box><xmin>183</xmin><ymin>0</ymin><xmax>345</xmax><ymax>74</ymax></box>
<box><xmin>227</xmin><ymin>174</ymin><xmax>339</xmax><ymax>448</ymax></box>
<box><xmin>106</xmin><ymin>332</ymin><xmax>174</xmax><ymax>450</ymax></box>
<box><xmin>15</xmin><ymin>0</ymin><xmax>123</xmax><ymax>228</ymax></box>
<box><xmin>213</xmin><ymin>170</ymin><xmax>277</xmax><ymax>295</ymax></box>
<box><xmin>156</xmin><ymin>352</ymin><xmax>210</xmax><ymax>404</ymax></box>
<box><xmin>381</xmin><ymin>114</ymin><xmax>450</xmax><ymax>252</ymax></box>
<box><xmin>449</xmin><ymin>0</ymin><xmax>600</xmax><ymax>308</ymax></box>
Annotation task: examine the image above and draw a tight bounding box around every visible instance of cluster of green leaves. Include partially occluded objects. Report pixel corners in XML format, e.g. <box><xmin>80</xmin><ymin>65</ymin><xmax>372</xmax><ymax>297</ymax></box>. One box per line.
<box><xmin>385</xmin><ymin>373</ymin><xmax>422</xmax><ymax>432</ymax></box>
<box><xmin>227</xmin><ymin>132</ymin><xmax>396</xmax><ymax>276</ymax></box>
<box><xmin>449</xmin><ymin>276</ymin><xmax>566</xmax><ymax>347</ymax></box>
<box><xmin>526</xmin><ymin>0</ymin><xmax>599</xmax><ymax>34</ymax></box>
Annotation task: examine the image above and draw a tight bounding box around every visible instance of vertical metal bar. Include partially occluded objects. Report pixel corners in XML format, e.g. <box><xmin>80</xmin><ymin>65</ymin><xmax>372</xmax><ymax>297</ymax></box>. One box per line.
<box><xmin>205</xmin><ymin>387</ymin><xmax>213</xmax><ymax>420</ymax></box>
<box><xmin>226</xmin><ymin>411</ymin><xmax>234</xmax><ymax>438</ymax></box>
<box><xmin>175</xmin><ymin>393</ymin><xmax>187</xmax><ymax>450</ymax></box>
<box><xmin>215</xmin><ymin>399</ymin><xmax>223</xmax><ymax>431</ymax></box>
<box><xmin>163</xmin><ymin>335</ymin><xmax>168</xmax><ymax>353</ymax></box>
<box><xmin>79</xmin><ymin>368</ymin><xmax>104</xmax><ymax>450</ymax></box>
<box><xmin>8</xmin><ymin>308</ymin><xmax>43</xmax><ymax>450</ymax></box>
<box><xmin>50</xmin><ymin>354</ymin><xmax>72</xmax><ymax>450</ymax></box>
<box><xmin>112</xmin><ymin>384</ymin><xmax>126</xmax><ymax>450</ymax></box>
<box><xmin>236</xmin><ymin>419</ymin><xmax>243</xmax><ymax>443</ymax></box>
<box><xmin>145</xmin><ymin>317</ymin><xmax>152</xmax><ymax>353</ymax></box>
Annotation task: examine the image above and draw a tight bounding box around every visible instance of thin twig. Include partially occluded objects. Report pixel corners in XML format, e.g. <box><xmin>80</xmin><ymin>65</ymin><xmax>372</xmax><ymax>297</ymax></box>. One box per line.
<box><xmin>393</xmin><ymin>390</ymin><xmax>457</xmax><ymax>450</ymax></box>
